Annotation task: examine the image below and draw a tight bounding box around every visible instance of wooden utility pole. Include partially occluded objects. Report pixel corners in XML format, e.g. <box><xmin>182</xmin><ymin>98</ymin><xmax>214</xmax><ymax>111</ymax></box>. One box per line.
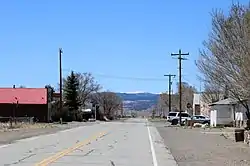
<box><xmin>59</xmin><ymin>48</ymin><xmax>63</xmax><ymax>114</ymax></box>
<box><xmin>164</xmin><ymin>74</ymin><xmax>176</xmax><ymax>113</ymax></box>
<box><xmin>171</xmin><ymin>49</ymin><xmax>189</xmax><ymax>125</ymax></box>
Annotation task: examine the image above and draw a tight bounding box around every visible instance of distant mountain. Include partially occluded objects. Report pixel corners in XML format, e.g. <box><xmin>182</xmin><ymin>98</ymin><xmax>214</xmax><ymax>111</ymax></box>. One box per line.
<box><xmin>116</xmin><ymin>92</ymin><xmax>160</xmax><ymax>111</ymax></box>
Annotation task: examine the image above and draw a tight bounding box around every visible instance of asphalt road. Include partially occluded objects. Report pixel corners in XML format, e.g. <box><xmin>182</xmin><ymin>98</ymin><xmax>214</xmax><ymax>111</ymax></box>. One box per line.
<box><xmin>0</xmin><ymin>118</ymin><xmax>177</xmax><ymax>166</ymax></box>
<box><xmin>0</xmin><ymin>122</ymin><xmax>98</xmax><ymax>145</ymax></box>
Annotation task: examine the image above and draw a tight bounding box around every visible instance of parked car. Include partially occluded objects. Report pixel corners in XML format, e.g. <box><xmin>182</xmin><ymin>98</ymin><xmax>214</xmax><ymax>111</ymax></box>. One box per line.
<box><xmin>88</xmin><ymin>118</ymin><xmax>96</xmax><ymax>122</ymax></box>
<box><xmin>192</xmin><ymin>115</ymin><xmax>210</xmax><ymax>124</ymax></box>
<box><xmin>167</xmin><ymin>112</ymin><xmax>179</xmax><ymax>122</ymax></box>
<box><xmin>167</xmin><ymin>112</ymin><xmax>192</xmax><ymax>124</ymax></box>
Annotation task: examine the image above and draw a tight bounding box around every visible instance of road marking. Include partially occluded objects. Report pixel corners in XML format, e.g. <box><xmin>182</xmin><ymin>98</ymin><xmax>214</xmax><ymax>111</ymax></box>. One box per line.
<box><xmin>35</xmin><ymin>131</ymin><xmax>107</xmax><ymax>166</ymax></box>
<box><xmin>147</xmin><ymin>122</ymin><xmax>158</xmax><ymax>166</ymax></box>
<box><xmin>0</xmin><ymin>144</ymin><xmax>10</xmax><ymax>149</ymax></box>
<box><xmin>16</xmin><ymin>136</ymin><xmax>40</xmax><ymax>142</ymax></box>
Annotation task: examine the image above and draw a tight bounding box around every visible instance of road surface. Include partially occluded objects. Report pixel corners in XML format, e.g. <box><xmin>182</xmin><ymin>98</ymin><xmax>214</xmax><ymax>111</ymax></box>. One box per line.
<box><xmin>0</xmin><ymin>118</ymin><xmax>177</xmax><ymax>166</ymax></box>
<box><xmin>0</xmin><ymin>122</ymin><xmax>98</xmax><ymax>145</ymax></box>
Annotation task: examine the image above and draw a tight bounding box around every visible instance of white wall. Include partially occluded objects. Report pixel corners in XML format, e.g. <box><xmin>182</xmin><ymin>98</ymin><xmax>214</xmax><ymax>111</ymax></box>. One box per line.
<box><xmin>192</xmin><ymin>93</ymin><xmax>211</xmax><ymax>117</ymax></box>
<box><xmin>212</xmin><ymin>105</ymin><xmax>234</xmax><ymax>125</ymax></box>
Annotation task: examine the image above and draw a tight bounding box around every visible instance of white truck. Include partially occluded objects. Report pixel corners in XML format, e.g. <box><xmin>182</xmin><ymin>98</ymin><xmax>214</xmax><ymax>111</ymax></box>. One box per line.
<box><xmin>167</xmin><ymin>112</ymin><xmax>192</xmax><ymax>125</ymax></box>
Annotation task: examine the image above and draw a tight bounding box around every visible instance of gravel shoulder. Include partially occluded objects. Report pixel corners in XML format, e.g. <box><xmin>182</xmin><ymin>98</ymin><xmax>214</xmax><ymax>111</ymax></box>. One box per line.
<box><xmin>153</xmin><ymin>121</ymin><xmax>250</xmax><ymax>166</ymax></box>
<box><xmin>0</xmin><ymin>122</ymin><xmax>98</xmax><ymax>145</ymax></box>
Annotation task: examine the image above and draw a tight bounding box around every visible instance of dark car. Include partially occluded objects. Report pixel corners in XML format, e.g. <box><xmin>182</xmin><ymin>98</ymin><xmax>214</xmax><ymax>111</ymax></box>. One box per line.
<box><xmin>192</xmin><ymin>115</ymin><xmax>210</xmax><ymax>124</ymax></box>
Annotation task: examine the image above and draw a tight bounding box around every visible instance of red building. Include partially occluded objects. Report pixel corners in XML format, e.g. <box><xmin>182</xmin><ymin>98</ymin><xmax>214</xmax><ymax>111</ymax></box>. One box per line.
<box><xmin>0</xmin><ymin>87</ymin><xmax>49</xmax><ymax>122</ymax></box>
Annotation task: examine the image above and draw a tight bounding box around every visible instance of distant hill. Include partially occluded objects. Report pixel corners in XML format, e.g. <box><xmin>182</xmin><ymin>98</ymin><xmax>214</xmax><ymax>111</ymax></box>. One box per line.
<box><xmin>116</xmin><ymin>92</ymin><xmax>160</xmax><ymax>111</ymax></box>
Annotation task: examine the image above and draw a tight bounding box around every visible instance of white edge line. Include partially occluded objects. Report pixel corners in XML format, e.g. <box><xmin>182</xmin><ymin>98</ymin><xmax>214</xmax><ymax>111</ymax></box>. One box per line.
<box><xmin>0</xmin><ymin>144</ymin><xmax>10</xmax><ymax>149</ymax></box>
<box><xmin>17</xmin><ymin>136</ymin><xmax>40</xmax><ymax>142</ymax></box>
<box><xmin>147</xmin><ymin>120</ymin><xmax>158</xmax><ymax>166</ymax></box>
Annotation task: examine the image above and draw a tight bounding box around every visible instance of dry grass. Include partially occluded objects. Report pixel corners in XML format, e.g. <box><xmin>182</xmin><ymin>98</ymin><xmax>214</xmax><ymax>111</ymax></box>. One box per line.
<box><xmin>0</xmin><ymin>122</ymin><xmax>53</xmax><ymax>132</ymax></box>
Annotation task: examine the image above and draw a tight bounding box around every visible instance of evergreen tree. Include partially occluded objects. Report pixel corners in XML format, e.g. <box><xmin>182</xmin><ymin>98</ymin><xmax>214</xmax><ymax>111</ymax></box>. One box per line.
<box><xmin>45</xmin><ymin>84</ymin><xmax>55</xmax><ymax>102</ymax></box>
<box><xmin>63</xmin><ymin>71</ymin><xmax>80</xmax><ymax>118</ymax></box>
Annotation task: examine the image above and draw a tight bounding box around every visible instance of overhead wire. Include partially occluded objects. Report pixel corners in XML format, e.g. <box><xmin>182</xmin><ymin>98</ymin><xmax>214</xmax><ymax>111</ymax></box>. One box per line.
<box><xmin>62</xmin><ymin>68</ymin><xmax>197</xmax><ymax>86</ymax></box>
<box><xmin>62</xmin><ymin>69</ymin><xmax>166</xmax><ymax>81</ymax></box>
<box><xmin>92</xmin><ymin>73</ymin><xmax>167</xmax><ymax>81</ymax></box>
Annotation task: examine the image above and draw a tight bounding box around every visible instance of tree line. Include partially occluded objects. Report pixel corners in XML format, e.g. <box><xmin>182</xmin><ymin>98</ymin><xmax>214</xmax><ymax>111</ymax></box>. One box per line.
<box><xmin>47</xmin><ymin>71</ymin><xmax>123</xmax><ymax>122</ymax></box>
<box><xmin>196</xmin><ymin>2</ymin><xmax>250</xmax><ymax>118</ymax></box>
<box><xmin>157</xmin><ymin>82</ymin><xmax>197</xmax><ymax>116</ymax></box>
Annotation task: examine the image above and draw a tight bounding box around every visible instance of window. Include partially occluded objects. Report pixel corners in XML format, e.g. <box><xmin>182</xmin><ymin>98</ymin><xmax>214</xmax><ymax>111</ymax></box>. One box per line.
<box><xmin>198</xmin><ymin>116</ymin><xmax>205</xmax><ymax>119</ymax></box>
<box><xmin>178</xmin><ymin>113</ymin><xmax>189</xmax><ymax>117</ymax></box>
<box><xmin>182</xmin><ymin>113</ymin><xmax>189</xmax><ymax>117</ymax></box>
<box><xmin>193</xmin><ymin>116</ymin><xmax>199</xmax><ymax>119</ymax></box>
<box><xmin>168</xmin><ymin>113</ymin><xmax>177</xmax><ymax>116</ymax></box>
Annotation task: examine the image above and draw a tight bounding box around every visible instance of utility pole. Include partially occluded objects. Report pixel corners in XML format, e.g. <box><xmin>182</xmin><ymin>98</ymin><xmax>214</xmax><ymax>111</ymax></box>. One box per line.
<box><xmin>171</xmin><ymin>49</ymin><xmax>189</xmax><ymax>125</ymax></box>
<box><xmin>164</xmin><ymin>74</ymin><xmax>176</xmax><ymax>113</ymax></box>
<box><xmin>59</xmin><ymin>48</ymin><xmax>63</xmax><ymax>115</ymax></box>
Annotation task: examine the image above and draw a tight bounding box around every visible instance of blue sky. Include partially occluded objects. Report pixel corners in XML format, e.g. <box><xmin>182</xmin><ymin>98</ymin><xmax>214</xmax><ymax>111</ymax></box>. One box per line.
<box><xmin>0</xmin><ymin>0</ymin><xmax>248</xmax><ymax>93</ymax></box>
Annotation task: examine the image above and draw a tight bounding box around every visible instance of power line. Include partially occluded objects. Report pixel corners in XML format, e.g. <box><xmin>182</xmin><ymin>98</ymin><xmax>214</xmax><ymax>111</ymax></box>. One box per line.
<box><xmin>63</xmin><ymin>69</ymin><xmax>197</xmax><ymax>88</ymax></box>
<box><xmin>92</xmin><ymin>74</ymin><xmax>167</xmax><ymax>81</ymax></box>
<box><xmin>171</xmin><ymin>49</ymin><xmax>189</xmax><ymax>125</ymax></box>
<box><xmin>62</xmin><ymin>69</ymin><xmax>167</xmax><ymax>81</ymax></box>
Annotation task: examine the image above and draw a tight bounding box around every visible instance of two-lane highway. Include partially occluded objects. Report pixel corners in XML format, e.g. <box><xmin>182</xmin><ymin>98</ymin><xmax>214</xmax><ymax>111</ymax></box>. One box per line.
<box><xmin>0</xmin><ymin>119</ymin><xmax>177</xmax><ymax>166</ymax></box>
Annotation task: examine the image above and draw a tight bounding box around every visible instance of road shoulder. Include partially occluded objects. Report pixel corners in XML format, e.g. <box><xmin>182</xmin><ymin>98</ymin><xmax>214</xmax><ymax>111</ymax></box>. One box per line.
<box><xmin>148</xmin><ymin>122</ymin><xmax>178</xmax><ymax>166</ymax></box>
<box><xmin>154</xmin><ymin>121</ymin><xmax>250</xmax><ymax>166</ymax></box>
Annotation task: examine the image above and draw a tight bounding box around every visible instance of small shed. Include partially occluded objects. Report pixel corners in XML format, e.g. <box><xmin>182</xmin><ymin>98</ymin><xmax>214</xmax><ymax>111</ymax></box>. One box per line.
<box><xmin>209</xmin><ymin>98</ymin><xmax>237</xmax><ymax>125</ymax></box>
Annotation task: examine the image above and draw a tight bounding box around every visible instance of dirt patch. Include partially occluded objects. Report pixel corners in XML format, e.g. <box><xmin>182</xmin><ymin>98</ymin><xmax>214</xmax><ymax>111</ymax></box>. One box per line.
<box><xmin>154</xmin><ymin>122</ymin><xmax>250</xmax><ymax>166</ymax></box>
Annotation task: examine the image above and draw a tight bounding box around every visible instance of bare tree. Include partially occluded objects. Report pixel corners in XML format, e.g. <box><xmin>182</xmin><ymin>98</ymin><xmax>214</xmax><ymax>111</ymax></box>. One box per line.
<box><xmin>62</xmin><ymin>72</ymin><xmax>101</xmax><ymax>107</ymax></box>
<box><xmin>158</xmin><ymin>82</ymin><xmax>196</xmax><ymax>113</ymax></box>
<box><xmin>158</xmin><ymin>93</ymin><xmax>179</xmax><ymax>112</ymax></box>
<box><xmin>92</xmin><ymin>91</ymin><xmax>122</xmax><ymax>119</ymax></box>
<box><xmin>201</xmin><ymin>82</ymin><xmax>224</xmax><ymax>104</ymax></box>
<box><xmin>196</xmin><ymin>3</ymin><xmax>250</xmax><ymax>118</ymax></box>
<box><xmin>178</xmin><ymin>82</ymin><xmax>197</xmax><ymax>111</ymax></box>
<box><xmin>156</xmin><ymin>96</ymin><xmax>164</xmax><ymax>116</ymax></box>
<box><xmin>158</xmin><ymin>93</ymin><xmax>169</xmax><ymax>108</ymax></box>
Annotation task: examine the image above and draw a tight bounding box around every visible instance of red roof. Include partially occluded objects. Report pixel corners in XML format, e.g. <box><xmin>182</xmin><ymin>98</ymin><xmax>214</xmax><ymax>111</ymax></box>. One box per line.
<box><xmin>0</xmin><ymin>88</ymin><xmax>47</xmax><ymax>104</ymax></box>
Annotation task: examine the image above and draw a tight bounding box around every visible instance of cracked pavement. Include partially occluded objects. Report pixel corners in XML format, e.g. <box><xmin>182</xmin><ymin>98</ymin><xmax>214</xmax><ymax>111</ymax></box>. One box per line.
<box><xmin>0</xmin><ymin>122</ymin><xmax>97</xmax><ymax>145</ymax></box>
<box><xmin>0</xmin><ymin>119</ymin><xmax>177</xmax><ymax>166</ymax></box>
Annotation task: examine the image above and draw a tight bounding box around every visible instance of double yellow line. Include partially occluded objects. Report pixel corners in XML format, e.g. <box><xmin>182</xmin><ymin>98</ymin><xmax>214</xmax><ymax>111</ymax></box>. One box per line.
<box><xmin>35</xmin><ymin>132</ymin><xmax>107</xmax><ymax>166</ymax></box>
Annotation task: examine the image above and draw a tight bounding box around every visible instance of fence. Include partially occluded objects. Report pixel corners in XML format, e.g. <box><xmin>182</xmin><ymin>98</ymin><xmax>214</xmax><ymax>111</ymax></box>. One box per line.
<box><xmin>210</xmin><ymin>110</ymin><xmax>244</xmax><ymax>127</ymax></box>
<box><xmin>0</xmin><ymin>116</ymin><xmax>34</xmax><ymax>123</ymax></box>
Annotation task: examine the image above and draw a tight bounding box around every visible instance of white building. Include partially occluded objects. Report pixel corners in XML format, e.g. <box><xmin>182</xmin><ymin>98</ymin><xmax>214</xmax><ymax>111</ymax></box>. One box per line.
<box><xmin>192</xmin><ymin>93</ymin><xmax>212</xmax><ymax>116</ymax></box>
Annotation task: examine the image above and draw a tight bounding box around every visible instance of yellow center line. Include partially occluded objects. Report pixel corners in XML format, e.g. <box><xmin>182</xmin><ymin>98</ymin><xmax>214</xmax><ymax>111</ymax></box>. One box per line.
<box><xmin>35</xmin><ymin>132</ymin><xmax>107</xmax><ymax>166</ymax></box>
